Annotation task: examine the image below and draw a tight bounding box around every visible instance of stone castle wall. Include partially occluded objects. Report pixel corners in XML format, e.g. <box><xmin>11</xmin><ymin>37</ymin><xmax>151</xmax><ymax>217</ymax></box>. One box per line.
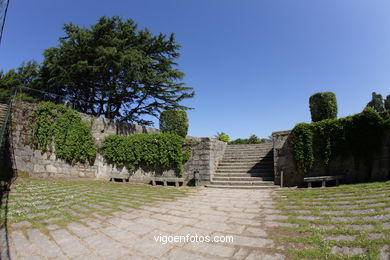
<box><xmin>9</xmin><ymin>100</ymin><xmax>226</xmax><ymax>184</ymax></box>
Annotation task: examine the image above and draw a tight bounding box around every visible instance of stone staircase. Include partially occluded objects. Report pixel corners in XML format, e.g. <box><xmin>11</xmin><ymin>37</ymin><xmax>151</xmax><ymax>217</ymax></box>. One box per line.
<box><xmin>0</xmin><ymin>103</ymin><xmax>9</xmax><ymax>127</ymax></box>
<box><xmin>206</xmin><ymin>143</ymin><xmax>277</xmax><ymax>189</ymax></box>
<box><xmin>0</xmin><ymin>103</ymin><xmax>10</xmax><ymax>149</ymax></box>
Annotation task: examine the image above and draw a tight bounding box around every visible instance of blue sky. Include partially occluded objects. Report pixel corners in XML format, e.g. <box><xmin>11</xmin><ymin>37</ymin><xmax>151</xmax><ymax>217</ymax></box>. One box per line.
<box><xmin>1</xmin><ymin>0</ymin><xmax>390</xmax><ymax>139</ymax></box>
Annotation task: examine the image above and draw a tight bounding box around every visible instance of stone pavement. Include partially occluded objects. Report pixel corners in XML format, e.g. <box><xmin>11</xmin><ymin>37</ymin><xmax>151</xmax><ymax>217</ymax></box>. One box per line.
<box><xmin>8</xmin><ymin>188</ymin><xmax>285</xmax><ymax>260</ymax></box>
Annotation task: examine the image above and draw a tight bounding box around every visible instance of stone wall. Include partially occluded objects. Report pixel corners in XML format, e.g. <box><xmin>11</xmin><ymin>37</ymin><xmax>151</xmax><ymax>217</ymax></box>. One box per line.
<box><xmin>272</xmin><ymin>129</ymin><xmax>390</xmax><ymax>187</ymax></box>
<box><xmin>9</xmin><ymin>100</ymin><xmax>226</xmax><ymax>184</ymax></box>
<box><xmin>272</xmin><ymin>130</ymin><xmax>304</xmax><ymax>187</ymax></box>
<box><xmin>183</xmin><ymin>137</ymin><xmax>226</xmax><ymax>184</ymax></box>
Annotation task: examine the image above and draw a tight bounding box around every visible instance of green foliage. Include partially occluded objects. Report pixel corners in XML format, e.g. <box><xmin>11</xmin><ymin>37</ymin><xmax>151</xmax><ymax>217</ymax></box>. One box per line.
<box><xmin>0</xmin><ymin>61</ymin><xmax>41</xmax><ymax>102</ymax></box>
<box><xmin>291</xmin><ymin>108</ymin><xmax>387</xmax><ymax>175</ymax></box>
<box><xmin>40</xmin><ymin>16</ymin><xmax>194</xmax><ymax>125</ymax></box>
<box><xmin>309</xmin><ymin>92</ymin><xmax>338</xmax><ymax>122</ymax></box>
<box><xmin>385</xmin><ymin>95</ymin><xmax>390</xmax><ymax>111</ymax></box>
<box><xmin>30</xmin><ymin>102</ymin><xmax>96</xmax><ymax>164</ymax></box>
<box><xmin>366</xmin><ymin>92</ymin><xmax>385</xmax><ymax>113</ymax></box>
<box><xmin>159</xmin><ymin>110</ymin><xmax>189</xmax><ymax>137</ymax></box>
<box><xmin>215</xmin><ymin>132</ymin><xmax>230</xmax><ymax>143</ymax></box>
<box><xmin>291</xmin><ymin>123</ymin><xmax>314</xmax><ymax>174</ymax></box>
<box><xmin>229</xmin><ymin>134</ymin><xmax>266</xmax><ymax>145</ymax></box>
<box><xmin>102</xmin><ymin>133</ymin><xmax>191</xmax><ymax>171</ymax></box>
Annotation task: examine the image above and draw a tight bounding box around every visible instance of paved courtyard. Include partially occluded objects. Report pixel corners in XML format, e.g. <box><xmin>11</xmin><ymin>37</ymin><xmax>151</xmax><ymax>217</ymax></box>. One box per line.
<box><xmin>3</xmin><ymin>179</ymin><xmax>390</xmax><ymax>259</ymax></box>
<box><xmin>6</xmin><ymin>185</ymin><xmax>284</xmax><ymax>260</ymax></box>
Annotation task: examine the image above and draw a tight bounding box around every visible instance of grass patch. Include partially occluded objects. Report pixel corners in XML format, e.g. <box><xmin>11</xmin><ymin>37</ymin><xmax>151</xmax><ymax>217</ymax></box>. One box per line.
<box><xmin>4</xmin><ymin>177</ymin><xmax>191</xmax><ymax>230</ymax></box>
<box><xmin>272</xmin><ymin>181</ymin><xmax>390</xmax><ymax>259</ymax></box>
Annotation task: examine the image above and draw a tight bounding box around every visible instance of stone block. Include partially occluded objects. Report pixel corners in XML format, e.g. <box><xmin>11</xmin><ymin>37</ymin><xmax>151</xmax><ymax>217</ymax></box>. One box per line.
<box><xmin>33</xmin><ymin>164</ymin><xmax>45</xmax><ymax>173</ymax></box>
<box><xmin>46</xmin><ymin>165</ymin><xmax>57</xmax><ymax>173</ymax></box>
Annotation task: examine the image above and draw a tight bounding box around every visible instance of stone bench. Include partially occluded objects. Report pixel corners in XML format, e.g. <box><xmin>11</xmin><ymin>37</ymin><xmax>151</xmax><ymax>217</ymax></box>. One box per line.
<box><xmin>304</xmin><ymin>175</ymin><xmax>345</xmax><ymax>188</ymax></box>
<box><xmin>109</xmin><ymin>174</ymin><xmax>130</xmax><ymax>183</ymax></box>
<box><xmin>151</xmin><ymin>177</ymin><xmax>184</xmax><ymax>187</ymax></box>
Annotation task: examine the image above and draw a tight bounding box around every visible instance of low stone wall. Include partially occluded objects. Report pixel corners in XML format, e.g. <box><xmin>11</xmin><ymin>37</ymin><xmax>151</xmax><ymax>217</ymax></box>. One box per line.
<box><xmin>9</xmin><ymin>100</ymin><xmax>226</xmax><ymax>184</ymax></box>
<box><xmin>272</xmin><ymin>129</ymin><xmax>390</xmax><ymax>187</ymax></box>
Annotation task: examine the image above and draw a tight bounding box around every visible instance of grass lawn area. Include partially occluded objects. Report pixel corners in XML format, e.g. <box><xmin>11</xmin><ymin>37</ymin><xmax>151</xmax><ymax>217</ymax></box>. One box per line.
<box><xmin>273</xmin><ymin>181</ymin><xmax>390</xmax><ymax>260</ymax></box>
<box><xmin>1</xmin><ymin>177</ymin><xmax>190</xmax><ymax>231</ymax></box>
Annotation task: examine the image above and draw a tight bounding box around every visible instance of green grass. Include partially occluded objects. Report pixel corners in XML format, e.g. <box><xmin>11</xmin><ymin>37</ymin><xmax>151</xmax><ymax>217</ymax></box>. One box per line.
<box><xmin>272</xmin><ymin>181</ymin><xmax>390</xmax><ymax>260</ymax></box>
<box><xmin>2</xmin><ymin>177</ymin><xmax>191</xmax><ymax>230</ymax></box>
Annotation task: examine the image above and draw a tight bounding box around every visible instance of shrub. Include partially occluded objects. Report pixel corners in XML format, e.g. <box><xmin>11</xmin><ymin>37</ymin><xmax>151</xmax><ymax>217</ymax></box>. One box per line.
<box><xmin>229</xmin><ymin>134</ymin><xmax>266</xmax><ymax>145</ymax></box>
<box><xmin>159</xmin><ymin>110</ymin><xmax>189</xmax><ymax>138</ymax></box>
<box><xmin>215</xmin><ymin>132</ymin><xmax>230</xmax><ymax>143</ymax></box>
<box><xmin>30</xmin><ymin>102</ymin><xmax>96</xmax><ymax>164</ymax></box>
<box><xmin>103</xmin><ymin>133</ymin><xmax>191</xmax><ymax>171</ymax></box>
<box><xmin>309</xmin><ymin>92</ymin><xmax>338</xmax><ymax>122</ymax></box>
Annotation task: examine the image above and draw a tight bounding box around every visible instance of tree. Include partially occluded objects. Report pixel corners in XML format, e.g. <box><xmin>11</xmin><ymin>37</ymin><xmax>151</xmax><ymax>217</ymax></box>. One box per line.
<box><xmin>309</xmin><ymin>92</ymin><xmax>338</xmax><ymax>122</ymax></box>
<box><xmin>0</xmin><ymin>61</ymin><xmax>40</xmax><ymax>102</ymax></box>
<box><xmin>41</xmin><ymin>16</ymin><xmax>194</xmax><ymax>126</ymax></box>
<box><xmin>366</xmin><ymin>92</ymin><xmax>385</xmax><ymax>113</ymax></box>
<box><xmin>159</xmin><ymin>110</ymin><xmax>189</xmax><ymax>137</ymax></box>
<box><xmin>229</xmin><ymin>134</ymin><xmax>266</xmax><ymax>144</ymax></box>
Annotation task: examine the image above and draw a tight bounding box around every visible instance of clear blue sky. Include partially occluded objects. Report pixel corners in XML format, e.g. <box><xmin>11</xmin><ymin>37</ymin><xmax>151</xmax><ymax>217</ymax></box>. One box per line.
<box><xmin>1</xmin><ymin>0</ymin><xmax>390</xmax><ymax>139</ymax></box>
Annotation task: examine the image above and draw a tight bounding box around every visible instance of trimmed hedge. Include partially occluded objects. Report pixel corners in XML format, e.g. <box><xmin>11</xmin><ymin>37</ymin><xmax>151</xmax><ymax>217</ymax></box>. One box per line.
<box><xmin>309</xmin><ymin>92</ymin><xmax>338</xmax><ymax>122</ymax></box>
<box><xmin>102</xmin><ymin>133</ymin><xmax>191</xmax><ymax>171</ymax></box>
<box><xmin>159</xmin><ymin>110</ymin><xmax>189</xmax><ymax>137</ymax></box>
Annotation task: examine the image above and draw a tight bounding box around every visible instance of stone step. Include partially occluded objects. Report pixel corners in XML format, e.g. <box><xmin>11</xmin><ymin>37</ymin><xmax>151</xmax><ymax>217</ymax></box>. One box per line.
<box><xmin>227</xmin><ymin>144</ymin><xmax>273</xmax><ymax>148</ymax></box>
<box><xmin>223</xmin><ymin>153</ymin><xmax>273</xmax><ymax>157</ymax></box>
<box><xmin>216</xmin><ymin>173</ymin><xmax>274</xmax><ymax>178</ymax></box>
<box><xmin>216</xmin><ymin>168</ymin><xmax>273</xmax><ymax>173</ymax></box>
<box><xmin>206</xmin><ymin>184</ymin><xmax>278</xmax><ymax>189</ymax></box>
<box><xmin>217</xmin><ymin>163</ymin><xmax>273</xmax><ymax>169</ymax></box>
<box><xmin>220</xmin><ymin>158</ymin><xmax>273</xmax><ymax>163</ymax></box>
<box><xmin>212</xmin><ymin>176</ymin><xmax>274</xmax><ymax>181</ymax></box>
<box><xmin>224</xmin><ymin>148</ymin><xmax>273</xmax><ymax>152</ymax></box>
<box><xmin>210</xmin><ymin>180</ymin><xmax>275</xmax><ymax>186</ymax></box>
<box><xmin>224</xmin><ymin>151</ymin><xmax>273</xmax><ymax>154</ymax></box>
<box><xmin>222</xmin><ymin>155</ymin><xmax>273</xmax><ymax>160</ymax></box>
<box><xmin>218</xmin><ymin>161</ymin><xmax>273</xmax><ymax>166</ymax></box>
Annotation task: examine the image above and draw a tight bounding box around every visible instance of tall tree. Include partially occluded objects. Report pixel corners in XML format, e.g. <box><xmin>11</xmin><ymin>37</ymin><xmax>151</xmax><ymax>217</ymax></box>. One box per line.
<box><xmin>41</xmin><ymin>16</ymin><xmax>194</xmax><ymax>125</ymax></box>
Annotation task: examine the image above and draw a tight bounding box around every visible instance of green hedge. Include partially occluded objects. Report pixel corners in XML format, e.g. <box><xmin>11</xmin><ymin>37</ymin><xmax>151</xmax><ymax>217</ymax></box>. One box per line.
<box><xmin>309</xmin><ymin>92</ymin><xmax>338</xmax><ymax>122</ymax></box>
<box><xmin>291</xmin><ymin>107</ymin><xmax>387</xmax><ymax>175</ymax></box>
<box><xmin>102</xmin><ymin>133</ymin><xmax>191</xmax><ymax>171</ymax></box>
<box><xmin>30</xmin><ymin>102</ymin><xmax>96</xmax><ymax>164</ymax></box>
<box><xmin>159</xmin><ymin>110</ymin><xmax>189</xmax><ymax>137</ymax></box>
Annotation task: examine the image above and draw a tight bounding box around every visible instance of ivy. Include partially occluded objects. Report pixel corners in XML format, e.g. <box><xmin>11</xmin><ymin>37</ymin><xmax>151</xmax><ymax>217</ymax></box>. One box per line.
<box><xmin>103</xmin><ymin>133</ymin><xmax>191</xmax><ymax>171</ymax></box>
<box><xmin>30</xmin><ymin>102</ymin><xmax>96</xmax><ymax>164</ymax></box>
<box><xmin>291</xmin><ymin>108</ymin><xmax>388</xmax><ymax>175</ymax></box>
<box><xmin>291</xmin><ymin>123</ymin><xmax>314</xmax><ymax>174</ymax></box>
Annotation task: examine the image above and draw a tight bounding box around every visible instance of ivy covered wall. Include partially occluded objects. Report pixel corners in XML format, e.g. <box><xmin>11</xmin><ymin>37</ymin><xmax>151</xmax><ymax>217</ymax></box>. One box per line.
<box><xmin>272</xmin><ymin>127</ymin><xmax>390</xmax><ymax>187</ymax></box>
<box><xmin>10</xmin><ymin>100</ymin><xmax>226</xmax><ymax>183</ymax></box>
